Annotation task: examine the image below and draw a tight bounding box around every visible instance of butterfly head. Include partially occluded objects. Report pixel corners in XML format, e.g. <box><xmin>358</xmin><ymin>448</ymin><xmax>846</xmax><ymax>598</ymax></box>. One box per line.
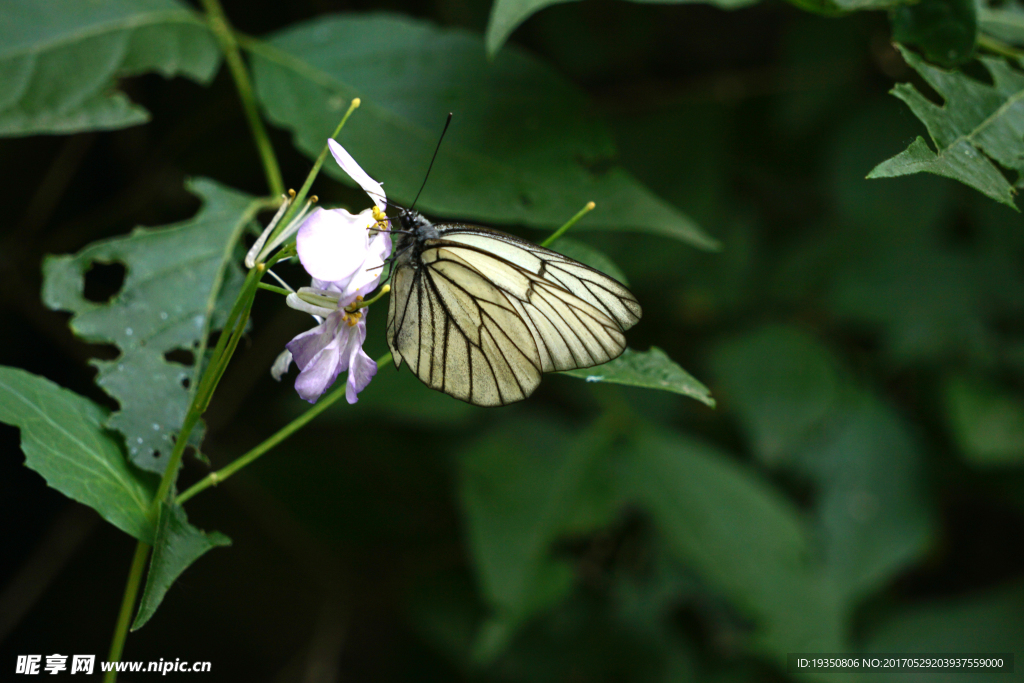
<box><xmin>397</xmin><ymin>208</ymin><xmax>439</xmax><ymax>241</ymax></box>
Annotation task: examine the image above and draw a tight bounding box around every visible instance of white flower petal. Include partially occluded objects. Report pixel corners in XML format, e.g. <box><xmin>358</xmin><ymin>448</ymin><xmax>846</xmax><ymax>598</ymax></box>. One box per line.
<box><xmin>328</xmin><ymin>139</ymin><xmax>386</xmax><ymax>209</ymax></box>
<box><xmin>296</xmin><ymin>207</ymin><xmax>369</xmax><ymax>282</ymax></box>
<box><xmin>346</xmin><ymin>269</ymin><xmax>381</xmax><ymax>298</ymax></box>
<box><xmin>270</xmin><ymin>349</ymin><xmax>293</xmax><ymax>381</ymax></box>
<box><xmin>345</xmin><ymin>343</ymin><xmax>376</xmax><ymax>404</ymax></box>
<box><xmin>367</xmin><ymin>230</ymin><xmax>392</xmax><ymax>262</ymax></box>
<box><xmin>286</xmin><ymin>292</ymin><xmax>335</xmax><ymax>318</ymax></box>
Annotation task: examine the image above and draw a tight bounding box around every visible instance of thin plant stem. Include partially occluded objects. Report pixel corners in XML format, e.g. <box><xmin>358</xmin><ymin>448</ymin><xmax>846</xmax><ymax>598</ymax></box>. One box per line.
<box><xmin>192</xmin><ymin>268</ymin><xmax>264</xmax><ymax>415</ymax></box>
<box><xmin>978</xmin><ymin>33</ymin><xmax>1024</xmax><ymax>59</ymax></box>
<box><xmin>104</xmin><ymin>273</ymin><xmax>259</xmax><ymax>682</ymax></box>
<box><xmin>294</xmin><ymin>99</ymin><xmax>361</xmax><ymax>210</ymax></box>
<box><xmin>103</xmin><ymin>202</ymin><xmax>267</xmax><ymax>681</ymax></box>
<box><xmin>103</xmin><ymin>541</ymin><xmax>151</xmax><ymax>683</ymax></box>
<box><xmin>265</xmin><ymin>243</ymin><xmax>296</xmax><ymax>267</ymax></box>
<box><xmin>199</xmin><ymin>0</ymin><xmax>283</xmax><ymax>196</ymax></box>
<box><xmin>261</xmin><ymin>99</ymin><xmax>363</xmax><ymax>255</ymax></box>
<box><xmin>177</xmin><ymin>353</ymin><xmax>394</xmax><ymax>505</ymax></box>
<box><xmin>152</xmin><ymin>265</ymin><xmax>259</xmax><ymax>508</ymax></box>
<box><xmin>257</xmin><ymin>282</ymin><xmax>291</xmax><ymax>296</ymax></box>
<box><xmin>541</xmin><ymin>202</ymin><xmax>596</xmax><ymax>248</ymax></box>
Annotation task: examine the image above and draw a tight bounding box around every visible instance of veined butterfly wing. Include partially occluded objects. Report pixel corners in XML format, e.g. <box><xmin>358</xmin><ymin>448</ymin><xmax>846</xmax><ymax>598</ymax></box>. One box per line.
<box><xmin>386</xmin><ymin>213</ymin><xmax>642</xmax><ymax>406</ymax></box>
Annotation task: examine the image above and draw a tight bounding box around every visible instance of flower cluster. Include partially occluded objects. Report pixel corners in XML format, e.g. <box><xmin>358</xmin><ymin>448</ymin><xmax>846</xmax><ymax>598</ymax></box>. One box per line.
<box><xmin>278</xmin><ymin>140</ymin><xmax>392</xmax><ymax>404</ymax></box>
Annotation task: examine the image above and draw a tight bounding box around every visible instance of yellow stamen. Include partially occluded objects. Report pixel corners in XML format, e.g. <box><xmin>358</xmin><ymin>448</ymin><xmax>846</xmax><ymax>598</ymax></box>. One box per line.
<box><xmin>348</xmin><ymin>285</ymin><xmax>390</xmax><ymax>310</ymax></box>
<box><xmin>371</xmin><ymin>205</ymin><xmax>390</xmax><ymax>232</ymax></box>
<box><xmin>344</xmin><ymin>295</ymin><xmax>364</xmax><ymax>313</ymax></box>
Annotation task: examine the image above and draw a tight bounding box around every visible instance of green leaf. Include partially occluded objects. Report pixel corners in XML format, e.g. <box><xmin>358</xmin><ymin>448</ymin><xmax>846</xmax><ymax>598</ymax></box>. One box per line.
<box><xmin>248</xmin><ymin>14</ymin><xmax>717</xmax><ymax>250</ymax></box>
<box><xmin>827</xmin><ymin>242</ymin><xmax>988</xmax><ymax>364</ymax></box>
<box><xmin>132</xmin><ymin>502</ymin><xmax>230</xmax><ymax>630</ymax></box>
<box><xmin>457</xmin><ymin>418</ymin><xmax>617</xmax><ymax>660</ymax></box>
<box><xmin>618</xmin><ymin>427</ymin><xmax>845</xmax><ymax>657</ymax></box>
<box><xmin>710</xmin><ymin>326</ymin><xmax>933</xmax><ymax>604</ymax></box>
<box><xmin>549</xmin><ymin>237</ymin><xmax>630</xmax><ymax>286</ymax></box>
<box><xmin>830</xmin><ymin>103</ymin><xmax>954</xmax><ymax>235</ymax></box>
<box><xmin>42</xmin><ymin>179</ymin><xmax>257</xmax><ymax>473</ymax></box>
<box><xmin>796</xmin><ymin>395</ymin><xmax>933</xmax><ymax>604</ymax></box>
<box><xmin>892</xmin><ymin>0</ymin><xmax>977</xmax><ymax>68</ymax></box>
<box><xmin>943</xmin><ymin>375</ymin><xmax>1024</xmax><ymax>465</ymax></box>
<box><xmin>562</xmin><ymin>347</ymin><xmax>715</xmax><ymax>407</ymax></box>
<box><xmin>782</xmin><ymin>0</ymin><xmax>846</xmax><ymax>15</ymax></box>
<box><xmin>788</xmin><ymin>0</ymin><xmax>897</xmax><ymax>12</ymax></box>
<box><xmin>484</xmin><ymin>0</ymin><xmax>760</xmax><ymax>58</ymax></box>
<box><xmin>978</xmin><ymin>5</ymin><xmax>1024</xmax><ymax>45</ymax></box>
<box><xmin>709</xmin><ymin>325</ymin><xmax>845</xmax><ymax>463</ymax></box>
<box><xmin>0</xmin><ymin>0</ymin><xmax>219</xmax><ymax>136</ymax></box>
<box><xmin>0</xmin><ymin>366</ymin><xmax>156</xmax><ymax>543</ymax></box>
<box><xmin>867</xmin><ymin>45</ymin><xmax>1024</xmax><ymax>209</ymax></box>
<box><xmin>863</xmin><ymin>581</ymin><xmax>1024</xmax><ymax>682</ymax></box>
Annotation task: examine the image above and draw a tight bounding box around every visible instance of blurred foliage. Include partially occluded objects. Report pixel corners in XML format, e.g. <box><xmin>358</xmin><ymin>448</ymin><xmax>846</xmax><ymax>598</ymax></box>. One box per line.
<box><xmin>249</xmin><ymin>14</ymin><xmax>717</xmax><ymax>247</ymax></box>
<box><xmin>891</xmin><ymin>0</ymin><xmax>977</xmax><ymax>67</ymax></box>
<box><xmin>2</xmin><ymin>0</ymin><xmax>1024</xmax><ymax>681</ymax></box>
<box><xmin>0</xmin><ymin>0</ymin><xmax>220</xmax><ymax>135</ymax></box>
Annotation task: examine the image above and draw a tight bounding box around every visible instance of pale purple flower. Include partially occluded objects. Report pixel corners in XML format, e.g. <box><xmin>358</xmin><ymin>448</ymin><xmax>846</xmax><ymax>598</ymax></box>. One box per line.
<box><xmin>279</xmin><ymin>140</ymin><xmax>392</xmax><ymax>404</ymax></box>
<box><xmin>286</xmin><ymin>304</ymin><xmax>376</xmax><ymax>404</ymax></box>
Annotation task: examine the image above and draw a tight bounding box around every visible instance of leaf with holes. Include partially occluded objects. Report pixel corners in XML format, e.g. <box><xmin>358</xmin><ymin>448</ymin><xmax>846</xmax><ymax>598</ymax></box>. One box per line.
<box><xmin>248</xmin><ymin>14</ymin><xmax>717</xmax><ymax>250</ymax></box>
<box><xmin>0</xmin><ymin>366</ymin><xmax>156</xmax><ymax>542</ymax></box>
<box><xmin>42</xmin><ymin>179</ymin><xmax>257</xmax><ymax>474</ymax></box>
<box><xmin>0</xmin><ymin>0</ymin><xmax>219</xmax><ymax>136</ymax></box>
<box><xmin>868</xmin><ymin>45</ymin><xmax>1024</xmax><ymax>209</ymax></box>
<box><xmin>562</xmin><ymin>347</ymin><xmax>715</xmax><ymax>407</ymax></box>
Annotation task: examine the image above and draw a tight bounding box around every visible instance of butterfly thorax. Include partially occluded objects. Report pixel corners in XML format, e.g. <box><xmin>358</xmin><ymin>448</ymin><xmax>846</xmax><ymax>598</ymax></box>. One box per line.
<box><xmin>391</xmin><ymin>209</ymin><xmax>441</xmax><ymax>272</ymax></box>
<box><xmin>397</xmin><ymin>209</ymin><xmax>439</xmax><ymax>241</ymax></box>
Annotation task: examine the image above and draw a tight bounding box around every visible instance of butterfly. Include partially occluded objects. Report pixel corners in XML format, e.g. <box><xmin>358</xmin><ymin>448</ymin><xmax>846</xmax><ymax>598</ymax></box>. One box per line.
<box><xmin>385</xmin><ymin>208</ymin><xmax>642</xmax><ymax>406</ymax></box>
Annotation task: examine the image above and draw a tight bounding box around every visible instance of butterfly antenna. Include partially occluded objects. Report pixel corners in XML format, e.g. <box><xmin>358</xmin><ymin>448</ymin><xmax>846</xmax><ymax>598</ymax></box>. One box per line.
<box><xmin>411</xmin><ymin>112</ymin><xmax>453</xmax><ymax>210</ymax></box>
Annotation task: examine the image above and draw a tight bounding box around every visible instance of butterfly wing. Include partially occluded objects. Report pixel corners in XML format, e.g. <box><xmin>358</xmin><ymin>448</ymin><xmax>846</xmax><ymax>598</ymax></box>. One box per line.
<box><xmin>386</xmin><ymin>225</ymin><xmax>643</xmax><ymax>406</ymax></box>
<box><xmin>435</xmin><ymin>227</ymin><xmax>641</xmax><ymax>372</ymax></box>
<box><xmin>387</xmin><ymin>246</ymin><xmax>543</xmax><ymax>406</ymax></box>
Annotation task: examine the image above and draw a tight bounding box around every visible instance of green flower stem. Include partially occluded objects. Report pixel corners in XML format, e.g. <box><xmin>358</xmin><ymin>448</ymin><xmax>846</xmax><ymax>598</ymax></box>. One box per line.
<box><xmin>105</xmin><ymin>267</ymin><xmax>261</xmax><ymax>682</ymax></box>
<box><xmin>177</xmin><ymin>352</ymin><xmax>395</xmax><ymax>505</ymax></box>
<box><xmin>104</xmin><ymin>203</ymin><xmax>267</xmax><ymax>681</ymax></box>
<box><xmin>257</xmin><ymin>282</ymin><xmax>292</xmax><ymax>296</ymax></box>
<box><xmin>294</xmin><ymin>98</ymin><xmax>361</xmax><ymax>208</ymax></box>
<box><xmin>266</xmin><ymin>243</ymin><xmax>296</xmax><ymax>266</ymax></box>
<box><xmin>541</xmin><ymin>201</ymin><xmax>596</xmax><ymax>247</ymax></box>
<box><xmin>262</xmin><ymin>99</ymin><xmax>363</xmax><ymax>254</ymax></box>
<box><xmin>978</xmin><ymin>33</ymin><xmax>1024</xmax><ymax>59</ymax></box>
<box><xmin>192</xmin><ymin>268</ymin><xmax>264</xmax><ymax>415</ymax></box>
<box><xmin>350</xmin><ymin>284</ymin><xmax>391</xmax><ymax>310</ymax></box>
<box><xmin>103</xmin><ymin>540</ymin><xmax>151</xmax><ymax>683</ymax></box>
<box><xmin>199</xmin><ymin>0</ymin><xmax>283</xmax><ymax>197</ymax></box>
